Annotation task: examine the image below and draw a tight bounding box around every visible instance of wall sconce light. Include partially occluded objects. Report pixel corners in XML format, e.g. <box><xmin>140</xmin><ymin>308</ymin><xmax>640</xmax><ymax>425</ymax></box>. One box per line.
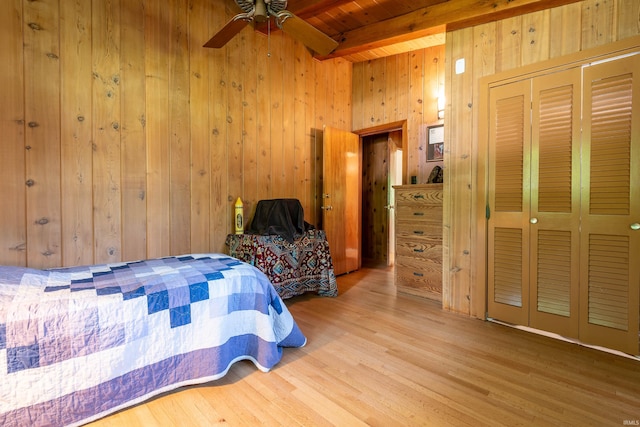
<box><xmin>435</xmin><ymin>58</ymin><xmax>445</xmax><ymax>120</ymax></box>
<box><xmin>437</xmin><ymin>95</ymin><xmax>445</xmax><ymax>120</ymax></box>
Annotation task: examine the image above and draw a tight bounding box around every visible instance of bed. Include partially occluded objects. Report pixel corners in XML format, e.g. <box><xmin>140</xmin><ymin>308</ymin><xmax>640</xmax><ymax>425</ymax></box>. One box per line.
<box><xmin>0</xmin><ymin>254</ymin><xmax>306</xmax><ymax>427</ymax></box>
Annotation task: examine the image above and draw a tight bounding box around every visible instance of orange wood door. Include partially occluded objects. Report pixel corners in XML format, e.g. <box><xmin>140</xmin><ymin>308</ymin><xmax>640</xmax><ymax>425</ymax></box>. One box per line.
<box><xmin>323</xmin><ymin>126</ymin><xmax>361</xmax><ymax>276</ymax></box>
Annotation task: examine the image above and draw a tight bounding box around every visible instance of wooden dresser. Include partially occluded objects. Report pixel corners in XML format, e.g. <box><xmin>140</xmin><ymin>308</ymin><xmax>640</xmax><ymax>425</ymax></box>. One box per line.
<box><xmin>393</xmin><ymin>184</ymin><xmax>443</xmax><ymax>301</ymax></box>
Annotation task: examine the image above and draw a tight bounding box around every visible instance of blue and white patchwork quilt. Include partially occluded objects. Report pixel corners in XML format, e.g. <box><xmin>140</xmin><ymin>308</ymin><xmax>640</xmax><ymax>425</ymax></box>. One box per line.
<box><xmin>0</xmin><ymin>254</ymin><xmax>306</xmax><ymax>426</ymax></box>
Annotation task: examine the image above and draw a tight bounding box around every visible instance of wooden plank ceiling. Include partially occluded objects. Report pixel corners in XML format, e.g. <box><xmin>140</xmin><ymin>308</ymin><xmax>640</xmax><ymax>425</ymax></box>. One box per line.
<box><xmin>245</xmin><ymin>0</ymin><xmax>583</xmax><ymax>62</ymax></box>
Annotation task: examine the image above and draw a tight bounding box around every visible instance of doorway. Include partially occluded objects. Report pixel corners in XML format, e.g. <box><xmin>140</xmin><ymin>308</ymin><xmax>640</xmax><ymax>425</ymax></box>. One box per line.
<box><xmin>361</xmin><ymin>130</ymin><xmax>403</xmax><ymax>268</ymax></box>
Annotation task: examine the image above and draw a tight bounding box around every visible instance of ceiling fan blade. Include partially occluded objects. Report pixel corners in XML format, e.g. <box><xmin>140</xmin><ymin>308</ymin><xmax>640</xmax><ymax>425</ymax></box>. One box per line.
<box><xmin>203</xmin><ymin>15</ymin><xmax>251</xmax><ymax>48</ymax></box>
<box><xmin>277</xmin><ymin>13</ymin><xmax>338</xmax><ymax>56</ymax></box>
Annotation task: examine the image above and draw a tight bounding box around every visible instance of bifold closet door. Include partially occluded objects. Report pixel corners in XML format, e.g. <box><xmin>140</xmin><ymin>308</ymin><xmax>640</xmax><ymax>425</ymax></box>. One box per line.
<box><xmin>487</xmin><ymin>80</ymin><xmax>531</xmax><ymax>326</ymax></box>
<box><xmin>487</xmin><ymin>69</ymin><xmax>581</xmax><ymax>337</ymax></box>
<box><xmin>487</xmin><ymin>53</ymin><xmax>639</xmax><ymax>355</ymax></box>
<box><xmin>580</xmin><ymin>55</ymin><xmax>640</xmax><ymax>355</ymax></box>
<box><xmin>528</xmin><ymin>69</ymin><xmax>582</xmax><ymax>338</ymax></box>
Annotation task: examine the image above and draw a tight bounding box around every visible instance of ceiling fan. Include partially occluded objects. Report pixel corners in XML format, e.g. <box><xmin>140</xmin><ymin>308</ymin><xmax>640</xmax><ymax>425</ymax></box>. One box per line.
<box><xmin>204</xmin><ymin>0</ymin><xmax>339</xmax><ymax>56</ymax></box>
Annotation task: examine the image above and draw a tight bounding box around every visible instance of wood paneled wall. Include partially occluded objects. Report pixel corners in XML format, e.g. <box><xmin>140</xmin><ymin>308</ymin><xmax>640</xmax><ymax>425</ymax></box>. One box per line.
<box><xmin>443</xmin><ymin>0</ymin><xmax>640</xmax><ymax>317</ymax></box>
<box><xmin>0</xmin><ymin>0</ymin><xmax>352</xmax><ymax>268</ymax></box>
<box><xmin>352</xmin><ymin>46</ymin><xmax>446</xmax><ymax>185</ymax></box>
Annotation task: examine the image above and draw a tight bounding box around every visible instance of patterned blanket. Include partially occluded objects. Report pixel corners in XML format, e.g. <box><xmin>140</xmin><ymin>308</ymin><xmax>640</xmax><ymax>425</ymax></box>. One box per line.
<box><xmin>0</xmin><ymin>254</ymin><xmax>306</xmax><ymax>426</ymax></box>
<box><xmin>226</xmin><ymin>229</ymin><xmax>338</xmax><ymax>299</ymax></box>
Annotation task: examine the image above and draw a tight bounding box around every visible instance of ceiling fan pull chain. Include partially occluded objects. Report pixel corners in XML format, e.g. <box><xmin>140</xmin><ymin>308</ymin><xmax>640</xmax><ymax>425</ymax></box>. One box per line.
<box><xmin>267</xmin><ymin>18</ymin><xmax>271</xmax><ymax>57</ymax></box>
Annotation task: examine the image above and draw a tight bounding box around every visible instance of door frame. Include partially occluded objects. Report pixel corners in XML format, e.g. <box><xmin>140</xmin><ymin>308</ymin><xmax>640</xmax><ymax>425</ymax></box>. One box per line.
<box><xmin>353</xmin><ymin>120</ymin><xmax>408</xmax><ymax>178</ymax></box>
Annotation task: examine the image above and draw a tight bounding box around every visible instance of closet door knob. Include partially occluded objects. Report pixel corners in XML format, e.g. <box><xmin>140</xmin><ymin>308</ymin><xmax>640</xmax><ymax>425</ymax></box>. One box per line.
<box><xmin>631</xmin><ymin>223</ymin><xmax>640</xmax><ymax>230</ymax></box>
<box><xmin>530</xmin><ymin>218</ymin><xmax>538</xmax><ymax>224</ymax></box>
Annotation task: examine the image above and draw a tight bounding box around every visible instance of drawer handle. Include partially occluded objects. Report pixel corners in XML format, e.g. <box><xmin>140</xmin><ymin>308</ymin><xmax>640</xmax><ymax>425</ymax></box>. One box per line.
<box><xmin>413</xmin><ymin>212</ymin><xmax>425</xmax><ymax>216</ymax></box>
<box><xmin>413</xmin><ymin>230</ymin><xmax>424</xmax><ymax>235</ymax></box>
<box><xmin>412</xmin><ymin>194</ymin><xmax>424</xmax><ymax>199</ymax></box>
<box><xmin>413</xmin><ymin>272</ymin><xmax>424</xmax><ymax>277</ymax></box>
<box><xmin>413</xmin><ymin>249</ymin><xmax>424</xmax><ymax>253</ymax></box>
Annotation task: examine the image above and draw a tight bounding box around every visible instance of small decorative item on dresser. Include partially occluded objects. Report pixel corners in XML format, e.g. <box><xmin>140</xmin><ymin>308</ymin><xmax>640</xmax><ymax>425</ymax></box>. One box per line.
<box><xmin>427</xmin><ymin>165</ymin><xmax>443</xmax><ymax>183</ymax></box>
<box><xmin>392</xmin><ymin>184</ymin><xmax>443</xmax><ymax>301</ymax></box>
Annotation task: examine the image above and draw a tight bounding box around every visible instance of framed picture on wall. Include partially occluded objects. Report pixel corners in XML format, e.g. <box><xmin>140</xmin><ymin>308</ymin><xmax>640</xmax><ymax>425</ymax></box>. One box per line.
<box><xmin>427</xmin><ymin>124</ymin><xmax>444</xmax><ymax>161</ymax></box>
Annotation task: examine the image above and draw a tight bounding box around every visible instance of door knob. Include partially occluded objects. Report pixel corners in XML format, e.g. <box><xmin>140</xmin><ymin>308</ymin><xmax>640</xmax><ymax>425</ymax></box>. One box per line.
<box><xmin>321</xmin><ymin>206</ymin><xmax>333</xmax><ymax>211</ymax></box>
<box><xmin>631</xmin><ymin>223</ymin><xmax>640</xmax><ymax>230</ymax></box>
<box><xmin>530</xmin><ymin>218</ymin><xmax>538</xmax><ymax>224</ymax></box>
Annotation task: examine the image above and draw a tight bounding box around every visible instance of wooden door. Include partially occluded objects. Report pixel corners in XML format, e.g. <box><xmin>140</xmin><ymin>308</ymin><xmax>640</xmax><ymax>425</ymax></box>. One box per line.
<box><xmin>323</xmin><ymin>126</ymin><xmax>361</xmax><ymax>276</ymax></box>
<box><xmin>528</xmin><ymin>68</ymin><xmax>582</xmax><ymax>338</ymax></box>
<box><xmin>488</xmin><ymin>71</ymin><xmax>582</xmax><ymax>338</ymax></box>
<box><xmin>579</xmin><ymin>55</ymin><xmax>640</xmax><ymax>354</ymax></box>
<box><xmin>487</xmin><ymin>80</ymin><xmax>531</xmax><ymax>326</ymax></box>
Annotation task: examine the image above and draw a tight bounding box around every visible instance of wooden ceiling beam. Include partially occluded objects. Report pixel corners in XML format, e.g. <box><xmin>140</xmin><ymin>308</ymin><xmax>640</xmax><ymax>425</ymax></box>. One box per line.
<box><xmin>317</xmin><ymin>0</ymin><xmax>583</xmax><ymax>59</ymax></box>
<box><xmin>445</xmin><ymin>0</ymin><xmax>584</xmax><ymax>30</ymax></box>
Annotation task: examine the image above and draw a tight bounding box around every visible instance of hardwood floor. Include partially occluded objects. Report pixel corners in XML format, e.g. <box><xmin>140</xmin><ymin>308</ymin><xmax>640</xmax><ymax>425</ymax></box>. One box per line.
<box><xmin>90</xmin><ymin>267</ymin><xmax>640</xmax><ymax>426</ymax></box>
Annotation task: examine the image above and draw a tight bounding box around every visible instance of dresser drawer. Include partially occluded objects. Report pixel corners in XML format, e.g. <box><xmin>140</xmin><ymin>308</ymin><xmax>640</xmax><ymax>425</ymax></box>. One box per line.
<box><xmin>395</xmin><ymin>205</ymin><xmax>442</xmax><ymax>224</ymax></box>
<box><xmin>395</xmin><ymin>187</ymin><xmax>443</xmax><ymax>206</ymax></box>
<box><xmin>395</xmin><ymin>222</ymin><xmax>442</xmax><ymax>240</ymax></box>
<box><xmin>395</xmin><ymin>255</ymin><xmax>442</xmax><ymax>300</ymax></box>
<box><xmin>395</xmin><ymin>238</ymin><xmax>442</xmax><ymax>259</ymax></box>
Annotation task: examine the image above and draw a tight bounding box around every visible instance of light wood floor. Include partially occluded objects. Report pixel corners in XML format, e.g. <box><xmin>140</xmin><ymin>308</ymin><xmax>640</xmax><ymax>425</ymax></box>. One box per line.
<box><xmin>90</xmin><ymin>267</ymin><xmax>640</xmax><ymax>426</ymax></box>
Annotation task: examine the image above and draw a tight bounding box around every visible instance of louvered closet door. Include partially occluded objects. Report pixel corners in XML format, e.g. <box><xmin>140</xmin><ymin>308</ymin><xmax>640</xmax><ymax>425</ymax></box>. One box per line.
<box><xmin>579</xmin><ymin>55</ymin><xmax>640</xmax><ymax>355</ymax></box>
<box><xmin>528</xmin><ymin>69</ymin><xmax>582</xmax><ymax>337</ymax></box>
<box><xmin>487</xmin><ymin>80</ymin><xmax>531</xmax><ymax>326</ymax></box>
